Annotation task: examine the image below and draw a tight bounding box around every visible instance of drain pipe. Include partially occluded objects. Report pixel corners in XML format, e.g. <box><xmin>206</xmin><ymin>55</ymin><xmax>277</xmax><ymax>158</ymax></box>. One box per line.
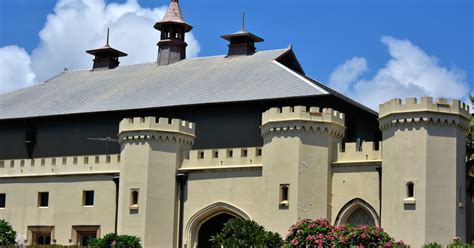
<box><xmin>176</xmin><ymin>172</ymin><xmax>188</xmax><ymax>248</ymax></box>
<box><xmin>112</xmin><ymin>175</ymin><xmax>120</xmax><ymax>234</ymax></box>
<box><xmin>375</xmin><ymin>167</ymin><xmax>382</xmax><ymax>224</ymax></box>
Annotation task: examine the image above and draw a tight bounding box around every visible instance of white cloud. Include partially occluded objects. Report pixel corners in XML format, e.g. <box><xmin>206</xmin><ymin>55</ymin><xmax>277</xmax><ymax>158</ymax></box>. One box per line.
<box><xmin>328</xmin><ymin>57</ymin><xmax>367</xmax><ymax>94</ymax></box>
<box><xmin>0</xmin><ymin>0</ymin><xmax>200</xmax><ymax>94</ymax></box>
<box><xmin>329</xmin><ymin>36</ymin><xmax>469</xmax><ymax>110</ymax></box>
<box><xmin>0</xmin><ymin>46</ymin><xmax>36</xmax><ymax>93</ymax></box>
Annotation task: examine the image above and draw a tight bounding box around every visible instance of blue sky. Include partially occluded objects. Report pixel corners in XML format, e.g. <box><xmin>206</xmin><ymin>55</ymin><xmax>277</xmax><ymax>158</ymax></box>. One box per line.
<box><xmin>0</xmin><ymin>0</ymin><xmax>472</xmax><ymax>109</ymax></box>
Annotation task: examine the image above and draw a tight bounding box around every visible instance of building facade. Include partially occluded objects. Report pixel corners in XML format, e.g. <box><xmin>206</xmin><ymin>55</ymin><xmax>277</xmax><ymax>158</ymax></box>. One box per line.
<box><xmin>0</xmin><ymin>1</ymin><xmax>471</xmax><ymax>247</ymax></box>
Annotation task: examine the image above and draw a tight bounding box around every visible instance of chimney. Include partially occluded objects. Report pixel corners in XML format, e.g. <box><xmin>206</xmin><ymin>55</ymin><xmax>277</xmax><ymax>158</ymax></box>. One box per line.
<box><xmin>221</xmin><ymin>13</ymin><xmax>264</xmax><ymax>56</ymax></box>
<box><xmin>86</xmin><ymin>28</ymin><xmax>127</xmax><ymax>70</ymax></box>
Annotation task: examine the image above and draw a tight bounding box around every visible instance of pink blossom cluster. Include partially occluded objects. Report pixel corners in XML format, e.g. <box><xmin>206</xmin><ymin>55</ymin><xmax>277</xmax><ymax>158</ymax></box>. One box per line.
<box><xmin>285</xmin><ymin>218</ymin><xmax>405</xmax><ymax>247</ymax></box>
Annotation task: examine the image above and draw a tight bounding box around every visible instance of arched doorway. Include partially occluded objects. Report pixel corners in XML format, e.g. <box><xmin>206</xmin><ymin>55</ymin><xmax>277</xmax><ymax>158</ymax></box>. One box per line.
<box><xmin>197</xmin><ymin>213</ymin><xmax>235</xmax><ymax>247</ymax></box>
<box><xmin>185</xmin><ymin>202</ymin><xmax>251</xmax><ymax>248</ymax></box>
<box><xmin>335</xmin><ymin>198</ymin><xmax>379</xmax><ymax>226</ymax></box>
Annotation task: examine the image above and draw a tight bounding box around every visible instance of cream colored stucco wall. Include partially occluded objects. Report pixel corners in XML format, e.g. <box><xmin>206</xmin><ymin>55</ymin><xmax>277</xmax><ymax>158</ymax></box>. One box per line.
<box><xmin>0</xmin><ymin>174</ymin><xmax>117</xmax><ymax>245</ymax></box>
<box><xmin>331</xmin><ymin>164</ymin><xmax>380</xmax><ymax>224</ymax></box>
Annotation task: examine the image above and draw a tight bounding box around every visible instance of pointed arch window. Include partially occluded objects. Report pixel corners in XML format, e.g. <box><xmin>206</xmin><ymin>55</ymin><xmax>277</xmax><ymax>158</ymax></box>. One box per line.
<box><xmin>335</xmin><ymin>199</ymin><xmax>379</xmax><ymax>227</ymax></box>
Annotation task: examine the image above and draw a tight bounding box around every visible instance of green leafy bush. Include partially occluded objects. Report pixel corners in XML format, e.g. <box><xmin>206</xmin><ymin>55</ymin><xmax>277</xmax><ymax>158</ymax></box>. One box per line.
<box><xmin>87</xmin><ymin>233</ymin><xmax>141</xmax><ymax>248</ymax></box>
<box><xmin>0</xmin><ymin>219</ymin><xmax>16</xmax><ymax>246</ymax></box>
<box><xmin>423</xmin><ymin>242</ymin><xmax>443</xmax><ymax>248</ymax></box>
<box><xmin>211</xmin><ymin>218</ymin><xmax>282</xmax><ymax>247</ymax></box>
<box><xmin>284</xmin><ymin>218</ymin><xmax>406</xmax><ymax>247</ymax></box>
<box><xmin>447</xmin><ymin>237</ymin><xmax>474</xmax><ymax>248</ymax></box>
<box><xmin>26</xmin><ymin>245</ymin><xmax>82</xmax><ymax>248</ymax></box>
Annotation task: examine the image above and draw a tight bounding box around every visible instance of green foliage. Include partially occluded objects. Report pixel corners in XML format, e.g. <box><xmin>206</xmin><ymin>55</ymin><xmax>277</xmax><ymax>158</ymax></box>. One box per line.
<box><xmin>26</xmin><ymin>245</ymin><xmax>82</xmax><ymax>248</ymax></box>
<box><xmin>447</xmin><ymin>237</ymin><xmax>474</xmax><ymax>248</ymax></box>
<box><xmin>0</xmin><ymin>219</ymin><xmax>16</xmax><ymax>246</ymax></box>
<box><xmin>87</xmin><ymin>233</ymin><xmax>141</xmax><ymax>248</ymax></box>
<box><xmin>210</xmin><ymin>218</ymin><xmax>282</xmax><ymax>247</ymax></box>
<box><xmin>284</xmin><ymin>218</ymin><xmax>406</xmax><ymax>247</ymax></box>
<box><xmin>467</xmin><ymin>96</ymin><xmax>474</xmax><ymax>162</ymax></box>
<box><xmin>423</xmin><ymin>242</ymin><xmax>443</xmax><ymax>248</ymax></box>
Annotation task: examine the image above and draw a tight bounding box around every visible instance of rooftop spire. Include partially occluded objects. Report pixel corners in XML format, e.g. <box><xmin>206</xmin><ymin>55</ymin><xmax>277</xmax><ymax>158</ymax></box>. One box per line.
<box><xmin>154</xmin><ymin>0</ymin><xmax>192</xmax><ymax>32</ymax></box>
<box><xmin>105</xmin><ymin>28</ymin><xmax>110</xmax><ymax>47</ymax></box>
<box><xmin>154</xmin><ymin>0</ymin><xmax>192</xmax><ymax>66</ymax></box>
<box><xmin>221</xmin><ymin>13</ymin><xmax>264</xmax><ymax>56</ymax></box>
<box><xmin>86</xmin><ymin>28</ymin><xmax>127</xmax><ymax>70</ymax></box>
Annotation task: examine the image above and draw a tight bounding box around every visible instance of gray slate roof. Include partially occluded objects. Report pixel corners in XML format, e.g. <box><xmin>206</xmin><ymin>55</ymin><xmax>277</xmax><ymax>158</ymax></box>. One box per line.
<box><xmin>0</xmin><ymin>49</ymin><xmax>329</xmax><ymax>120</ymax></box>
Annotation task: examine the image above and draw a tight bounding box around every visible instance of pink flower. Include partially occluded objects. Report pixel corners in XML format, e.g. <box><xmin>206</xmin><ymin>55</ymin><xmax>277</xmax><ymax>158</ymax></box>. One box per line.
<box><xmin>291</xmin><ymin>239</ymin><xmax>299</xmax><ymax>246</ymax></box>
<box><xmin>384</xmin><ymin>242</ymin><xmax>393</xmax><ymax>247</ymax></box>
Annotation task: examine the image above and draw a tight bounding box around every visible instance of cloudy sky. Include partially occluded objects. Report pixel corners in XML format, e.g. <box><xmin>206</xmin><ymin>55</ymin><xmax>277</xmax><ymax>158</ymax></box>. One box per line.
<box><xmin>0</xmin><ymin>0</ymin><xmax>472</xmax><ymax>110</ymax></box>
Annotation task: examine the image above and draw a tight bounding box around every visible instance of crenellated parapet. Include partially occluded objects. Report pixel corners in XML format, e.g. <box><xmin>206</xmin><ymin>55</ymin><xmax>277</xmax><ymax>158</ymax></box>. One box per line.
<box><xmin>379</xmin><ymin>97</ymin><xmax>470</xmax><ymax>132</ymax></box>
<box><xmin>0</xmin><ymin>154</ymin><xmax>120</xmax><ymax>177</ymax></box>
<box><xmin>119</xmin><ymin>116</ymin><xmax>195</xmax><ymax>144</ymax></box>
<box><xmin>334</xmin><ymin>142</ymin><xmax>382</xmax><ymax>164</ymax></box>
<box><xmin>180</xmin><ymin>147</ymin><xmax>262</xmax><ymax>171</ymax></box>
<box><xmin>261</xmin><ymin>106</ymin><xmax>346</xmax><ymax>138</ymax></box>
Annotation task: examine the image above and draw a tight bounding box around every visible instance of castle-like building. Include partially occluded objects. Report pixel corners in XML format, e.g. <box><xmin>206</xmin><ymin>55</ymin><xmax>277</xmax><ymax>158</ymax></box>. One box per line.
<box><xmin>0</xmin><ymin>1</ymin><xmax>471</xmax><ymax>247</ymax></box>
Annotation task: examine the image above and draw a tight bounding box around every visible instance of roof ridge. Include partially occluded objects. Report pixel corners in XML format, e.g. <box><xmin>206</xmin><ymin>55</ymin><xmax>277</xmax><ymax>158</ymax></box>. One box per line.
<box><xmin>54</xmin><ymin>48</ymin><xmax>290</xmax><ymax>74</ymax></box>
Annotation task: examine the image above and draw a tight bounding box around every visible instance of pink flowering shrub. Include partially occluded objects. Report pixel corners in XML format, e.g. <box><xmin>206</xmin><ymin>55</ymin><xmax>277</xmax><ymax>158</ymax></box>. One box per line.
<box><xmin>285</xmin><ymin>218</ymin><xmax>405</xmax><ymax>247</ymax></box>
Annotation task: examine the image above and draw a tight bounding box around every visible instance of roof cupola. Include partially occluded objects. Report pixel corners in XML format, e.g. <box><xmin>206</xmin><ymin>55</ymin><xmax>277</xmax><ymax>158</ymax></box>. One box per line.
<box><xmin>221</xmin><ymin>14</ymin><xmax>264</xmax><ymax>56</ymax></box>
<box><xmin>86</xmin><ymin>28</ymin><xmax>127</xmax><ymax>70</ymax></box>
<box><xmin>154</xmin><ymin>0</ymin><xmax>192</xmax><ymax>66</ymax></box>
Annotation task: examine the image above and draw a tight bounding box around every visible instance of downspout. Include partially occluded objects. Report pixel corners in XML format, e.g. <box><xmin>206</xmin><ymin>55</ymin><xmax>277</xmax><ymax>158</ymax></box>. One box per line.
<box><xmin>376</xmin><ymin>167</ymin><xmax>382</xmax><ymax>224</ymax></box>
<box><xmin>176</xmin><ymin>172</ymin><xmax>188</xmax><ymax>248</ymax></box>
<box><xmin>112</xmin><ymin>175</ymin><xmax>120</xmax><ymax>234</ymax></box>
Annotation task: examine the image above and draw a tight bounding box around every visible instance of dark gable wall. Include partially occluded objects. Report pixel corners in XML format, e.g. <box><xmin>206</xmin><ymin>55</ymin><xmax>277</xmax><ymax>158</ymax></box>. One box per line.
<box><xmin>0</xmin><ymin>95</ymin><xmax>380</xmax><ymax>159</ymax></box>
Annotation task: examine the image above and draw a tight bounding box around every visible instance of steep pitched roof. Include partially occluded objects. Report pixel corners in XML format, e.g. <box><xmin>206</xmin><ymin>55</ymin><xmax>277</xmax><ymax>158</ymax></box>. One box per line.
<box><xmin>0</xmin><ymin>49</ymin><xmax>330</xmax><ymax>120</ymax></box>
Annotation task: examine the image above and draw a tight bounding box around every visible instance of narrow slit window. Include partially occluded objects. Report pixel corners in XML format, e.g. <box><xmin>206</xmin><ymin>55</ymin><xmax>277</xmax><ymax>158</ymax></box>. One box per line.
<box><xmin>227</xmin><ymin>150</ymin><xmax>233</xmax><ymax>158</ymax></box>
<box><xmin>130</xmin><ymin>189</ymin><xmax>139</xmax><ymax>210</ymax></box>
<box><xmin>407</xmin><ymin>182</ymin><xmax>414</xmax><ymax>198</ymax></box>
<box><xmin>279</xmin><ymin>184</ymin><xmax>289</xmax><ymax>207</ymax></box>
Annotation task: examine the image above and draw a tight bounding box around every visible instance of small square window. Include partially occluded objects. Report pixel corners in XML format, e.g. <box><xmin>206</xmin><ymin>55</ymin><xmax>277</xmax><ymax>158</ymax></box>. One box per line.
<box><xmin>0</xmin><ymin>193</ymin><xmax>5</xmax><ymax>208</ymax></box>
<box><xmin>38</xmin><ymin>192</ymin><xmax>49</xmax><ymax>207</ymax></box>
<box><xmin>256</xmin><ymin>148</ymin><xmax>262</xmax><ymax>156</ymax></box>
<box><xmin>83</xmin><ymin>191</ymin><xmax>94</xmax><ymax>206</ymax></box>
<box><xmin>227</xmin><ymin>150</ymin><xmax>233</xmax><ymax>158</ymax></box>
<box><xmin>241</xmin><ymin>149</ymin><xmax>248</xmax><ymax>157</ymax></box>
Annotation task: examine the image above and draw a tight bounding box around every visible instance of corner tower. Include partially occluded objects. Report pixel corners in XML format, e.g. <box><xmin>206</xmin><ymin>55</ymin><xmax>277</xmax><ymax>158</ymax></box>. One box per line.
<box><xmin>154</xmin><ymin>0</ymin><xmax>192</xmax><ymax>66</ymax></box>
<box><xmin>260</xmin><ymin>106</ymin><xmax>345</xmax><ymax>234</ymax></box>
<box><xmin>379</xmin><ymin>97</ymin><xmax>470</xmax><ymax>246</ymax></box>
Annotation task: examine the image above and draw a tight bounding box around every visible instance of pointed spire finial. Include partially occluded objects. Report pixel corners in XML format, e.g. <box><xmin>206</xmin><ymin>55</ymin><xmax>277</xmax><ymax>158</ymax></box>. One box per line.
<box><xmin>105</xmin><ymin>28</ymin><xmax>110</xmax><ymax>47</ymax></box>
<box><xmin>241</xmin><ymin>12</ymin><xmax>245</xmax><ymax>31</ymax></box>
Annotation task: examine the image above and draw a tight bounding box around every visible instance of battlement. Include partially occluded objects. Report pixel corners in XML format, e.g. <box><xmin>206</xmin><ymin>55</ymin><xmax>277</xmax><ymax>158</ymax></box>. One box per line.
<box><xmin>334</xmin><ymin>142</ymin><xmax>382</xmax><ymax>164</ymax></box>
<box><xmin>262</xmin><ymin>106</ymin><xmax>345</xmax><ymax>127</ymax></box>
<box><xmin>0</xmin><ymin>154</ymin><xmax>120</xmax><ymax>177</ymax></box>
<box><xmin>181</xmin><ymin>147</ymin><xmax>262</xmax><ymax>171</ymax></box>
<box><xmin>379</xmin><ymin>97</ymin><xmax>470</xmax><ymax>119</ymax></box>
<box><xmin>119</xmin><ymin>116</ymin><xmax>195</xmax><ymax>136</ymax></box>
